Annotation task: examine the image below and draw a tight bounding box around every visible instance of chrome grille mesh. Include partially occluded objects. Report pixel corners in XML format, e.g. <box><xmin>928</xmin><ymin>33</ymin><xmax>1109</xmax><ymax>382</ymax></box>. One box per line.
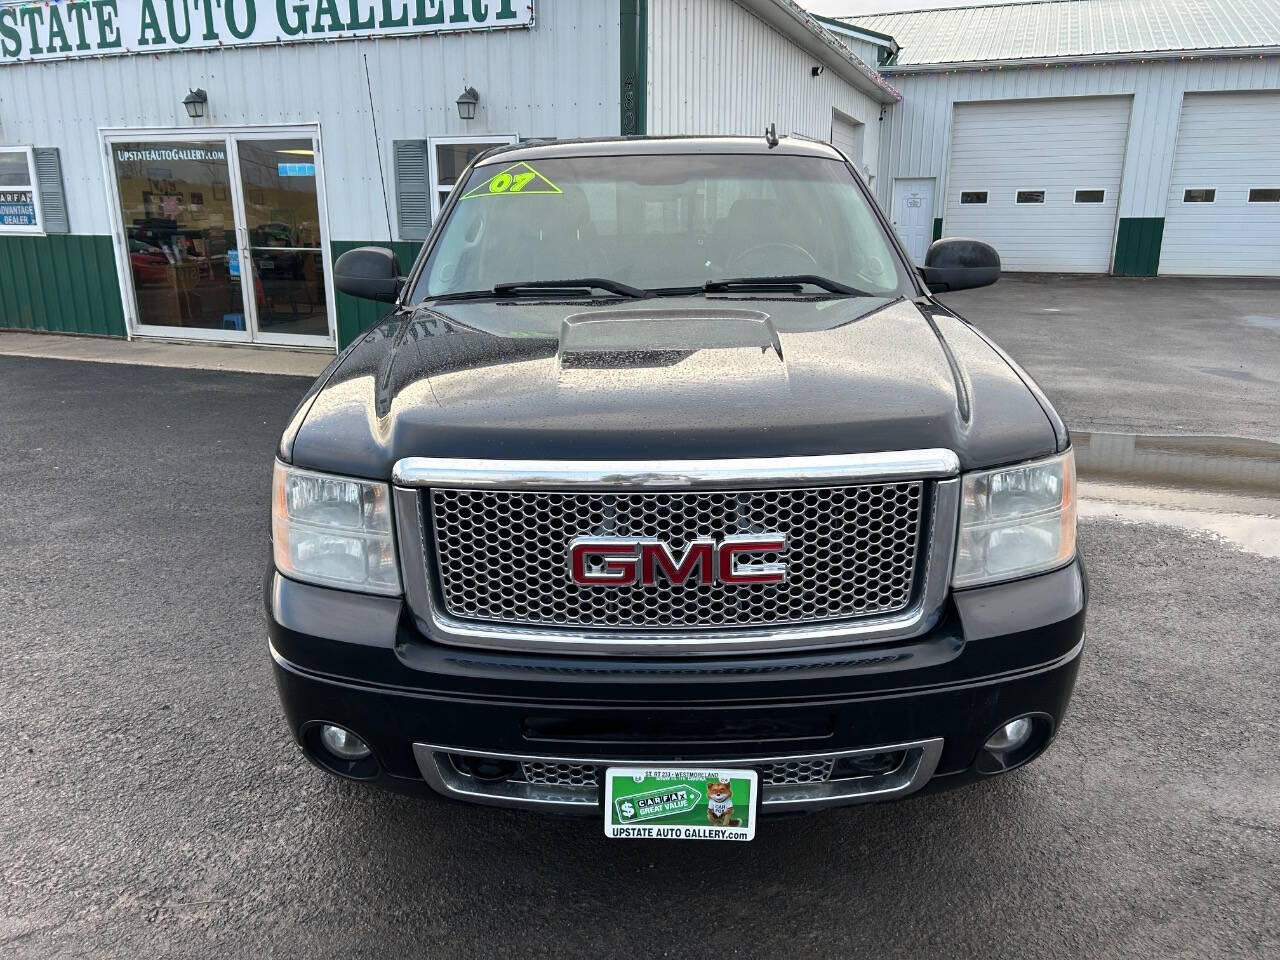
<box><xmin>521</xmin><ymin>762</ymin><xmax>599</xmax><ymax>787</ymax></box>
<box><xmin>762</xmin><ymin>759</ymin><xmax>835</xmax><ymax>785</ymax></box>
<box><xmin>427</xmin><ymin>483</ymin><xmax>925</xmax><ymax>629</ymax></box>
<box><xmin>515</xmin><ymin>760</ymin><xmax>832</xmax><ymax>788</ymax></box>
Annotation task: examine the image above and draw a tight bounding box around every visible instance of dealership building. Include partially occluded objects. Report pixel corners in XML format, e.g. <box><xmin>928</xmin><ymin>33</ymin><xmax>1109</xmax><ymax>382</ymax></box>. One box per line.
<box><xmin>2</xmin><ymin>0</ymin><xmax>1278</xmax><ymax>357</ymax></box>
<box><xmin>828</xmin><ymin>0</ymin><xmax>1280</xmax><ymax>276</ymax></box>
<box><xmin>0</xmin><ymin>0</ymin><xmax>899</xmax><ymax>352</ymax></box>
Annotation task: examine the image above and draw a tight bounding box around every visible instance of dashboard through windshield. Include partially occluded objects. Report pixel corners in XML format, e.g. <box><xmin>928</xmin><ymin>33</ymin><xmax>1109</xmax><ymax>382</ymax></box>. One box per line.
<box><xmin>411</xmin><ymin>153</ymin><xmax>912</xmax><ymax>302</ymax></box>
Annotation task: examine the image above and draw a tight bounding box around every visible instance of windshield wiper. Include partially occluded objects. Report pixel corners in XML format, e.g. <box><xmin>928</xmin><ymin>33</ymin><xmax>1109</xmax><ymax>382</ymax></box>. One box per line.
<box><xmin>703</xmin><ymin>275</ymin><xmax>871</xmax><ymax>296</ymax></box>
<box><xmin>495</xmin><ymin>278</ymin><xmax>651</xmax><ymax>298</ymax></box>
<box><xmin>429</xmin><ymin>278</ymin><xmax>651</xmax><ymax>303</ymax></box>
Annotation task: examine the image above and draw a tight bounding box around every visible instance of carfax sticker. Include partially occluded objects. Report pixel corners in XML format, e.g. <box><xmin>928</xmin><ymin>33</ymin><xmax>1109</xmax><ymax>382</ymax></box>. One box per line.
<box><xmin>461</xmin><ymin>161</ymin><xmax>562</xmax><ymax>199</ymax></box>
<box><xmin>604</xmin><ymin>767</ymin><xmax>757</xmax><ymax>841</ymax></box>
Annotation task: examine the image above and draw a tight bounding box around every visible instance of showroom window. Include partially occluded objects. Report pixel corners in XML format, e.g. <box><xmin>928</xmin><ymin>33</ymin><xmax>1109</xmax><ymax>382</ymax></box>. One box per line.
<box><xmin>1183</xmin><ymin>188</ymin><xmax>1216</xmax><ymax>203</ymax></box>
<box><xmin>391</xmin><ymin>135</ymin><xmax>517</xmax><ymax>241</ymax></box>
<box><xmin>0</xmin><ymin>146</ymin><xmax>43</xmax><ymax>234</ymax></box>
<box><xmin>1074</xmin><ymin>189</ymin><xmax>1105</xmax><ymax>204</ymax></box>
<box><xmin>960</xmin><ymin>191</ymin><xmax>988</xmax><ymax>204</ymax></box>
<box><xmin>1247</xmin><ymin>188</ymin><xmax>1280</xmax><ymax>203</ymax></box>
<box><xmin>429</xmin><ymin>135</ymin><xmax>518</xmax><ymax>218</ymax></box>
<box><xmin>1015</xmin><ymin>190</ymin><xmax>1045</xmax><ymax>204</ymax></box>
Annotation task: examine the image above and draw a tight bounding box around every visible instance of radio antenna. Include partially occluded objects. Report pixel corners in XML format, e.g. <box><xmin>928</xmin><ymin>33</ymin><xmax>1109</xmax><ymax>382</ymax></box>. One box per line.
<box><xmin>764</xmin><ymin>122</ymin><xmax>779</xmax><ymax>148</ymax></box>
<box><xmin>363</xmin><ymin>53</ymin><xmax>394</xmax><ymax>241</ymax></box>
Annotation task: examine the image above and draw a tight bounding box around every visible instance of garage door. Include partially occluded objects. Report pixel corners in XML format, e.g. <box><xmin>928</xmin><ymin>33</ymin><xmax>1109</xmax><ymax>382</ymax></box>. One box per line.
<box><xmin>830</xmin><ymin>111</ymin><xmax>865</xmax><ymax>175</ymax></box>
<box><xmin>943</xmin><ymin>97</ymin><xmax>1131</xmax><ymax>272</ymax></box>
<box><xmin>1160</xmin><ymin>92</ymin><xmax>1280</xmax><ymax>277</ymax></box>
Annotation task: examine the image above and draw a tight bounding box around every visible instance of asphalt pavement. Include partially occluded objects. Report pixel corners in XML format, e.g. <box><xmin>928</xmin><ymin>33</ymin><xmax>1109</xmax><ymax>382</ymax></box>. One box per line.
<box><xmin>941</xmin><ymin>275</ymin><xmax>1280</xmax><ymax>443</ymax></box>
<box><xmin>1</xmin><ymin>297</ymin><xmax>1278</xmax><ymax>959</ymax></box>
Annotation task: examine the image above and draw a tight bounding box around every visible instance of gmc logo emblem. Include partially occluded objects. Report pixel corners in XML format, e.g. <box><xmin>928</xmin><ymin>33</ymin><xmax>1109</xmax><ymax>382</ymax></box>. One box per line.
<box><xmin>568</xmin><ymin>535</ymin><xmax>788</xmax><ymax>588</ymax></box>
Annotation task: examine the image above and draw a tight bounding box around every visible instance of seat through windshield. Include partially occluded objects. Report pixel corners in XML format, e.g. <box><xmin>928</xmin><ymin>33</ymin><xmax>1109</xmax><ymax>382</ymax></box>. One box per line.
<box><xmin>411</xmin><ymin>152</ymin><xmax>911</xmax><ymax>301</ymax></box>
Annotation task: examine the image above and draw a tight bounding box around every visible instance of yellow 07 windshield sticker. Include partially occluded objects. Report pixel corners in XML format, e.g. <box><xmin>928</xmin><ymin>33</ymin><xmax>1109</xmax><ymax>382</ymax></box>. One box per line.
<box><xmin>461</xmin><ymin>162</ymin><xmax>563</xmax><ymax>199</ymax></box>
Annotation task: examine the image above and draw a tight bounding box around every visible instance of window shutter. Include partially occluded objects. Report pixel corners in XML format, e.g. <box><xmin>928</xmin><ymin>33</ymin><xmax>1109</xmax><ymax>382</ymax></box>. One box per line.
<box><xmin>34</xmin><ymin>147</ymin><xmax>69</xmax><ymax>234</ymax></box>
<box><xmin>393</xmin><ymin>139</ymin><xmax>430</xmax><ymax>241</ymax></box>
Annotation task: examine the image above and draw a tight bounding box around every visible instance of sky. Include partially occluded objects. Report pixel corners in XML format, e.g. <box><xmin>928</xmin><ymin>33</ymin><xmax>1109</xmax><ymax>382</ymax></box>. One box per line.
<box><xmin>803</xmin><ymin>0</ymin><xmax>1017</xmax><ymax>15</ymax></box>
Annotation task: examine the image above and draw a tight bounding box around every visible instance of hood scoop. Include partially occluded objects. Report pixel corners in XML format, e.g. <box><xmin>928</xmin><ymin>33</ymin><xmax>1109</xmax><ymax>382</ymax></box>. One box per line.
<box><xmin>558</xmin><ymin>307</ymin><xmax>783</xmax><ymax>371</ymax></box>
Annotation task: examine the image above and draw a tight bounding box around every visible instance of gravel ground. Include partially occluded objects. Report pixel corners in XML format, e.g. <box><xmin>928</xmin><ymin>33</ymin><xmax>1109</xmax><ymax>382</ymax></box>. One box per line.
<box><xmin>1</xmin><ymin>351</ymin><xmax>1277</xmax><ymax>959</ymax></box>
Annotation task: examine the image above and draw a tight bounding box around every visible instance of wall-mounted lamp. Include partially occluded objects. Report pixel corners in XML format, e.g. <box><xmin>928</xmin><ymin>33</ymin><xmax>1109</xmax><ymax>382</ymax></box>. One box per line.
<box><xmin>183</xmin><ymin>88</ymin><xmax>208</xmax><ymax>119</ymax></box>
<box><xmin>811</xmin><ymin>65</ymin><xmax>825</xmax><ymax>78</ymax></box>
<box><xmin>456</xmin><ymin>86</ymin><xmax>480</xmax><ymax>121</ymax></box>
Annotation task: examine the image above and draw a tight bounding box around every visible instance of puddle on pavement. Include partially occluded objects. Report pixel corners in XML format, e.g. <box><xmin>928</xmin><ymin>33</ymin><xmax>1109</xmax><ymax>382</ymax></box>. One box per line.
<box><xmin>1242</xmin><ymin>315</ymin><xmax>1280</xmax><ymax>330</ymax></box>
<box><xmin>1074</xmin><ymin>432</ymin><xmax>1280</xmax><ymax>557</ymax></box>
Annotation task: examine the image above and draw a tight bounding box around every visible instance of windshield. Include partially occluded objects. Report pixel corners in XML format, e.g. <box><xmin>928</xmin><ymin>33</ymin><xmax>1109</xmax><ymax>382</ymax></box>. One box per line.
<box><xmin>411</xmin><ymin>153</ymin><xmax>911</xmax><ymax>301</ymax></box>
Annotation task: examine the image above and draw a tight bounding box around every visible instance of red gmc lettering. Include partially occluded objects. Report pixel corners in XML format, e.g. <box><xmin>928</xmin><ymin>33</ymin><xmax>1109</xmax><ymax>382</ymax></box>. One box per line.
<box><xmin>640</xmin><ymin>540</ymin><xmax>715</xmax><ymax>586</ymax></box>
<box><xmin>570</xmin><ymin>541</ymin><xmax>638</xmax><ymax>586</ymax></box>
<box><xmin>569</xmin><ymin>536</ymin><xmax>787</xmax><ymax>587</ymax></box>
<box><xmin>718</xmin><ymin>536</ymin><xmax>788</xmax><ymax>585</ymax></box>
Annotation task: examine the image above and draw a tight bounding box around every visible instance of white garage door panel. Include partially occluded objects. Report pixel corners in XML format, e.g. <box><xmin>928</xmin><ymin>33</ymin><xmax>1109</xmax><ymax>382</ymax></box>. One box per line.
<box><xmin>944</xmin><ymin>97</ymin><xmax>1131</xmax><ymax>272</ymax></box>
<box><xmin>831</xmin><ymin>112</ymin><xmax>865</xmax><ymax>173</ymax></box>
<box><xmin>1161</xmin><ymin>92</ymin><xmax>1280</xmax><ymax>277</ymax></box>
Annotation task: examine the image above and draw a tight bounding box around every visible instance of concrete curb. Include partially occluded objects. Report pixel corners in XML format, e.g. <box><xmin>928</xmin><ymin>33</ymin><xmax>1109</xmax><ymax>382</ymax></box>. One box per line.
<box><xmin>0</xmin><ymin>332</ymin><xmax>331</xmax><ymax>378</ymax></box>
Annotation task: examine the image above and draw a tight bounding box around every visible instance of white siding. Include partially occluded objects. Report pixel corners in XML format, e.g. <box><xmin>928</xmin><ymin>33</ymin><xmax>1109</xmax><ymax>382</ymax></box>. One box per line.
<box><xmin>646</xmin><ymin>0</ymin><xmax>884</xmax><ymax>181</ymax></box>
<box><xmin>829</xmin><ymin>34</ymin><xmax>887</xmax><ymax>70</ymax></box>
<box><xmin>0</xmin><ymin>1</ymin><xmax>620</xmax><ymax>239</ymax></box>
<box><xmin>944</xmin><ymin>96</ymin><xmax>1131</xmax><ymax>272</ymax></box>
<box><xmin>1161</xmin><ymin>91</ymin><xmax>1280</xmax><ymax>277</ymax></box>
<box><xmin>873</xmin><ymin>56</ymin><xmax>1280</xmax><ymax>225</ymax></box>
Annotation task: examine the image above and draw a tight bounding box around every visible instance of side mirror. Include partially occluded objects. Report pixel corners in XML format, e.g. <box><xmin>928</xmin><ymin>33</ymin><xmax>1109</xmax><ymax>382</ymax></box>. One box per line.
<box><xmin>919</xmin><ymin>238</ymin><xmax>1000</xmax><ymax>292</ymax></box>
<box><xmin>334</xmin><ymin>246</ymin><xmax>403</xmax><ymax>303</ymax></box>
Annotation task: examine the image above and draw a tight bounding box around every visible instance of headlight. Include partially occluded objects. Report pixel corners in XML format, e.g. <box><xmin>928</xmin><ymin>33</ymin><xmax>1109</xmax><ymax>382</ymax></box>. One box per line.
<box><xmin>953</xmin><ymin>449</ymin><xmax>1076</xmax><ymax>588</ymax></box>
<box><xmin>272</xmin><ymin>461</ymin><xmax>401</xmax><ymax>595</ymax></box>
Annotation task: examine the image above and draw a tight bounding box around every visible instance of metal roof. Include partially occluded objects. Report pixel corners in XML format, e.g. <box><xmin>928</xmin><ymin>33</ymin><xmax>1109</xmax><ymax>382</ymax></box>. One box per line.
<box><xmin>845</xmin><ymin>0</ymin><xmax>1280</xmax><ymax>67</ymax></box>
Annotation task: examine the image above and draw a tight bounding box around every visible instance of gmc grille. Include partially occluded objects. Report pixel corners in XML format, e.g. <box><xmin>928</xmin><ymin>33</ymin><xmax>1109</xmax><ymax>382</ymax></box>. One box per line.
<box><xmin>425</xmin><ymin>483</ymin><xmax>927</xmax><ymax>630</ymax></box>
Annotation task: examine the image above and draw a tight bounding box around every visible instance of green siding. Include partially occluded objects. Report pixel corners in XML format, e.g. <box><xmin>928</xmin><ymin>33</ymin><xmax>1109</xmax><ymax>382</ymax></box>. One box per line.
<box><xmin>932</xmin><ymin>218</ymin><xmax>944</xmax><ymax>242</ymax></box>
<box><xmin>331</xmin><ymin>239</ymin><xmax>421</xmax><ymax>348</ymax></box>
<box><xmin>0</xmin><ymin>235</ymin><xmax>425</xmax><ymax>349</ymax></box>
<box><xmin>0</xmin><ymin>235</ymin><xmax>126</xmax><ymax>337</ymax></box>
<box><xmin>1113</xmin><ymin>218</ymin><xmax>1165</xmax><ymax>277</ymax></box>
<box><xmin>619</xmin><ymin>0</ymin><xmax>648</xmax><ymax>136</ymax></box>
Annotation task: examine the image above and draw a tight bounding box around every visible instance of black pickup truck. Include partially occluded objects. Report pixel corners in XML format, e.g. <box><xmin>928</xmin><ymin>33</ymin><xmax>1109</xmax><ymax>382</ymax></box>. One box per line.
<box><xmin>267</xmin><ymin>135</ymin><xmax>1084</xmax><ymax>839</ymax></box>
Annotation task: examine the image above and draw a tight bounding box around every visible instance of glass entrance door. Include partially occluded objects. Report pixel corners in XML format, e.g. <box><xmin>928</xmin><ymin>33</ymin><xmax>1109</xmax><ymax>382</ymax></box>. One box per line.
<box><xmin>233</xmin><ymin>136</ymin><xmax>332</xmax><ymax>346</ymax></box>
<box><xmin>109</xmin><ymin>129</ymin><xmax>335</xmax><ymax>348</ymax></box>
<box><xmin>112</xmin><ymin>140</ymin><xmax>250</xmax><ymax>341</ymax></box>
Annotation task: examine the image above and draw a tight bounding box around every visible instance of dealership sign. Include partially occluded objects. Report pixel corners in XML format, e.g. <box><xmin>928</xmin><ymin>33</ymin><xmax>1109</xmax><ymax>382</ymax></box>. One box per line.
<box><xmin>0</xmin><ymin>189</ymin><xmax>37</xmax><ymax>226</ymax></box>
<box><xmin>0</xmin><ymin>0</ymin><xmax>532</xmax><ymax>65</ymax></box>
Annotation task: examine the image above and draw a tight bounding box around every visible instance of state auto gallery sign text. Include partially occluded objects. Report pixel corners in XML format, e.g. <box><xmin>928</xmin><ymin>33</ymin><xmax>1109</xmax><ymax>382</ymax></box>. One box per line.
<box><xmin>0</xmin><ymin>0</ymin><xmax>532</xmax><ymax>64</ymax></box>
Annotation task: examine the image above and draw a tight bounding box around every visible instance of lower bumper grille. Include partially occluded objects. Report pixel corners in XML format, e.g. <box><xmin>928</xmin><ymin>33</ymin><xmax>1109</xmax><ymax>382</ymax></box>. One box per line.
<box><xmin>522</xmin><ymin>761</ymin><xmax>599</xmax><ymax>788</ymax></box>
<box><xmin>518</xmin><ymin>758</ymin><xmax>835</xmax><ymax>789</ymax></box>
<box><xmin>417</xmin><ymin>741</ymin><xmax>944</xmax><ymax>814</ymax></box>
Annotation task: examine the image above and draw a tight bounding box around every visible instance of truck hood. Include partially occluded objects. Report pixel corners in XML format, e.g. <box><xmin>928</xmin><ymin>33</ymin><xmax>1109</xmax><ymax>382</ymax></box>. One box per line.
<box><xmin>287</xmin><ymin>295</ymin><xmax>1058</xmax><ymax>479</ymax></box>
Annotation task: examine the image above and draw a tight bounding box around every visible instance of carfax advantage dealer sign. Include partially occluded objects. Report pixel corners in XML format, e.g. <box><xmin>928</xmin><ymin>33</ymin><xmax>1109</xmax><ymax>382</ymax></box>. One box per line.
<box><xmin>0</xmin><ymin>0</ymin><xmax>532</xmax><ymax>64</ymax></box>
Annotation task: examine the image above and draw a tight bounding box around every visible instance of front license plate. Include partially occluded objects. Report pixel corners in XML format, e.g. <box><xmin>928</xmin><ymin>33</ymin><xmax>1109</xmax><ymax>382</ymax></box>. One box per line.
<box><xmin>603</xmin><ymin>767</ymin><xmax>758</xmax><ymax>841</ymax></box>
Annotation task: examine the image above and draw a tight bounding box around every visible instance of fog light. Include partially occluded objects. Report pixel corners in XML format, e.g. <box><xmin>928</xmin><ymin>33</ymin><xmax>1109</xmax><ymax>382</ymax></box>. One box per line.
<box><xmin>320</xmin><ymin>724</ymin><xmax>371</xmax><ymax>761</ymax></box>
<box><xmin>985</xmin><ymin>717</ymin><xmax>1033</xmax><ymax>753</ymax></box>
